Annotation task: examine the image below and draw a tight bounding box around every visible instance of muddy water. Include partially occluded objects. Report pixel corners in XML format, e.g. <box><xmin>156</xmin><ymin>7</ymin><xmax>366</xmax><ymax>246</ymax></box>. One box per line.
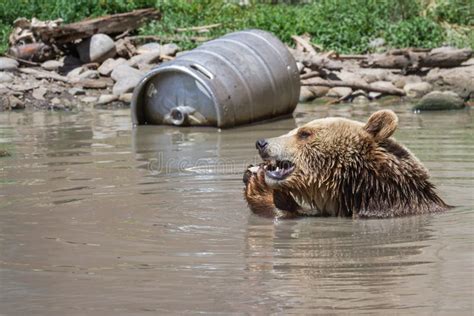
<box><xmin>0</xmin><ymin>104</ymin><xmax>473</xmax><ymax>315</ymax></box>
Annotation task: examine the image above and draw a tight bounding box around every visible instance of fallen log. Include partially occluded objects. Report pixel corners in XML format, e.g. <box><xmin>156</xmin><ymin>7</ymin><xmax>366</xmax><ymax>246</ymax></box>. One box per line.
<box><xmin>33</xmin><ymin>9</ymin><xmax>161</xmax><ymax>44</ymax></box>
<box><xmin>18</xmin><ymin>68</ymin><xmax>69</xmax><ymax>83</ymax></box>
<box><xmin>361</xmin><ymin>47</ymin><xmax>472</xmax><ymax>70</ymax></box>
<box><xmin>302</xmin><ymin>78</ymin><xmax>406</xmax><ymax>96</ymax></box>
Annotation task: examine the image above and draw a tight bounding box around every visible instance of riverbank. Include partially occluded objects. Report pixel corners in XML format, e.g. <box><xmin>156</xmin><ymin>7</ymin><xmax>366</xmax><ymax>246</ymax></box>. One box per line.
<box><xmin>0</xmin><ymin>31</ymin><xmax>472</xmax><ymax>113</ymax></box>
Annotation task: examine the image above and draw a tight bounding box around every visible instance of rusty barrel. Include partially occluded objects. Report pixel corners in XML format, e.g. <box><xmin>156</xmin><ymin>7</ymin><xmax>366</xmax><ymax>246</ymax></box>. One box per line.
<box><xmin>131</xmin><ymin>29</ymin><xmax>300</xmax><ymax>128</ymax></box>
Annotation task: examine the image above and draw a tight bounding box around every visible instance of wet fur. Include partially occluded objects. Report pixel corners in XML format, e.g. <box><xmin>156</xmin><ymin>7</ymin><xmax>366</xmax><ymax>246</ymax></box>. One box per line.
<box><xmin>244</xmin><ymin>110</ymin><xmax>450</xmax><ymax>218</ymax></box>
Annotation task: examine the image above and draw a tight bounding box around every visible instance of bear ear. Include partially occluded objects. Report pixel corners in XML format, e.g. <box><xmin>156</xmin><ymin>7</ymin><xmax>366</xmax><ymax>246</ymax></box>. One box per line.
<box><xmin>364</xmin><ymin>110</ymin><xmax>398</xmax><ymax>140</ymax></box>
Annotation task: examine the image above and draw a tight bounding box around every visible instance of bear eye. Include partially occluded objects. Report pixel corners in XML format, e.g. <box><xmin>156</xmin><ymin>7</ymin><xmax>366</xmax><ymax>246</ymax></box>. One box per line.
<box><xmin>297</xmin><ymin>129</ymin><xmax>312</xmax><ymax>140</ymax></box>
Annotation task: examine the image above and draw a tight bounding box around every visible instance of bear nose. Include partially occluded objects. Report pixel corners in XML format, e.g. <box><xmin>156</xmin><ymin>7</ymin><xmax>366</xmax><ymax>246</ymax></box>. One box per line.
<box><xmin>255</xmin><ymin>139</ymin><xmax>268</xmax><ymax>151</ymax></box>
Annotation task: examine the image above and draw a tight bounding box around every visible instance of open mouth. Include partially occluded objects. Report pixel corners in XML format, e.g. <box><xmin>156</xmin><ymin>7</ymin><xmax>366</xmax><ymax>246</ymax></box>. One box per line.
<box><xmin>264</xmin><ymin>160</ymin><xmax>295</xmax><ymax>180</ymax></box>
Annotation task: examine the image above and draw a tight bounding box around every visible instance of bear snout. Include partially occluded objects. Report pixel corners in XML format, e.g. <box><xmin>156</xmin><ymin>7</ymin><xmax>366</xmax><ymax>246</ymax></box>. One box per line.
<box><xmin>255</xmin><ymin>139</ymin><xmax>269</xmax><ymax>152</ymax></box>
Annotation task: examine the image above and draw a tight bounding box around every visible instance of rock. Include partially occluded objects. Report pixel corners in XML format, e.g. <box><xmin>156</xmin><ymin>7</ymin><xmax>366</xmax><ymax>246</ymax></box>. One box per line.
<box><xmin>393</xmin><ymin>75</ymin><xmax>422</xmax><ymax>89</ymax></box>
<box><xmin>111</xmin><ymin>64</ymin><xmax>143</xmax><ymax>95</ymax></box>
<box><xmin>426</xmin><ymin>66</ymin><xmax>474</xmax><ymax>99</ymax></box>
<box><xmin>128</xmin><ymin>51</ymin><xmax>161</xmax><ymax>67</ymax></box>
<box><xmin>414</xmin><ymin>91</ymin><xmax>465</xmax><ymax>111</ymax></box>
<box><xmin>77</xmin><ymin>34</ymin><xmax>116</xmax><ymax>63</ymax></box>
<box><xmin>98</xmin><ymin>58</ymin><xmax>127</xmax><ymax>76</ymax></box>
<box><xmin>41</xmin><ymin>60</ymin><xmax>63</xmax><ymax>71</ymax></box>
<box><xmin>113</xmin><ymin>77</ymin><xmax>142</xmax><ymax>96</ymax></box>
<box><xmin>67</xmin><ymin>66</ymin><xmax>84</xmax><ymax>79</ymax></box>
<box><xmin>8</xmin><ymin>96</ymin><xmax>25</xmax><ymax>109</ymax></box>
<box><xmin>81</xmin><ymin>96</ymin><xmax>97</xmax><ymax>104</ymax></box>
<box><xmin>369</xmin><ymin>38</ymin><xmax>385</xmax><ymax>49</ymax></box>
<box><xmin>368</xmin><ymin>83</ymin><xmax>397</xmax><ymax>99</ymax></box>
<box><xmin>68</xmin><ymin>87</ymin><xmax>86</xmax><ymax>96</ymax></box>
<box><xmin>136</xmin><ymin>42</ymin><xmax>161</xmax><ymax>54</ymax></box>
<box><xmin>404</xmin><ymin>82</ymin><xmax>433</xmax><ymax>98</ymax></box>
<box><xmin>336</xmin><ymin>71</ymin><xmax>366</xmax><ymax>83</ymax></box>
<box><xmin>0</xmin><ymin>57</ymin><xmax>19</xmax><ymax>71</ymax></box>
<box><xmin>161</xmin><ymin>43</ymin><xmax>180</xmax><ymax>56</ymax></box>
<box><xmin>327</xmin><ymin>87</ymin><xmax>352</xmax><ymax>98</ymax></box>
<box><xmin>307</xmin><ymin>86</ymin><xmax>330</xmax><ymax>98</ymax></box>
<box><xmin>111</xmin><ymin>64</ymin><xmax>144</xmax><ymax>82</ymax></box>
<box><xmin>77</xmin><ymin>70</ymin><xmax>99</xmax><ymax>80</ymax></box>
<box><xmin>353</xmin><ymin>95</ymin><xmax>369</xmax><ymax>104</ymax></box>
<box><xmin>296</xmin><ymin>62</ymin><xmax>304</xmax><ymax>73</ymax></box>
<box><xmin>119</xmin><ymin>93</ymin><xmax>133</xmax><ymax>103</ymax></box>
<box><xmin>51</xmin><ymin>97</ymin><xmax>61</xmax><ymax>105</ymax></box>
<box><xmin>299</xmin><ymin>86</ymin><xmax>317</xmax><ymax>102</ymax></box>
<box><xmin>32</xmin><ymin>87</ymin><xmax>47</xmax><ymax>100</ymax></box>
<box><xmin>0</xmin><ymin>72</ymin><xmax>14</xmax><ymax>83</ymax></box>
<box><xmin>97</xmin><ymin>94</ymin><xmax>119</xmax><ymax>105</ymax></box>
<box><xmin>0</xmin><ymin>149</ymin><xmax>10</xmax><ymax>157</ymax></box>
<box><xmin>358</xmin><ymin>69</ymin><xmax>392</xmax><ymax>83</ymax></box>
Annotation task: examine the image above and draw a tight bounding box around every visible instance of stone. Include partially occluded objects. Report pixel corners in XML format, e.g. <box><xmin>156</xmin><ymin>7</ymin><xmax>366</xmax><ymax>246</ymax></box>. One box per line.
<box><xmin>80</xmin><ymin>96</ymin><xmax>97</xmax><ymax>104</ymax></box>
<box><xmin>358</xmin><ymin>69</ymin><xmax>392</xmax><ymax>83</ymax></box>
<box><xmin>77</xmin><ymin>70</ymin><xmax>99</xmax><ymax>80</ymax></box>
<box><xmin>67</xmin><ymin>66</ymin><xmax>84</xmax><ymax>79</ymax></box>
<box><xmin>336</xmin><ymin>71</ymin><xmax>366</xmax><ymax>83</ymax></box>
<box><xmin>0</xmin><ymin>149</ymin><xmax>10</xmax><ymax>157</ymax></box>
<box><xmin>327</xmin><ymin>87</ymin><xmax>352</xmax><ymax>98</ymax></box>
<box><xmin>299</xmin><ymin>86</ymin><xmax>317</xmax><ymax>102</ymax></box>
<box><xmin>307</xmin><ymin>86</ymin><xmax>330</xmax><ymax>98</ymax></box>
<box><xmin>68</xmin><ymin>87</ymin><xmax>86</xmax><ymax>96</ymax></box>
<box><xmin>0</xmin><ymin>72</ymin><xmax>14</xmax><ymax>83</ymax></box>
<box><xmin>32</xmin><ymin>87</ymin><xmax>47</xmax><ymax>100</ymax></box>
<box><xmin>353</xmin><ymin>95</ymin><xmax>369</xmax><ymax>104</ymax></box>
<box><xmin>112</xmin><ymin>77</ymin><xmax>142</xmax><ymax>95</ymax></box>
<box><xmin>369</xmin><ymin>37</ymin><xmax>385</xmax><ymax>49</ymax></box>
<box><xmin>111</xmin><ymin>64</ymin><xmax>144</xmax><ymax>82</ymax></box>
<box><xmin>8</xmin><ymin>96</ymin><xmax>25</xmax><ymax>109</ymax></box>
<box><xmin>393</xmin><ymin>75</ymin><xmax>422</xmax><ymax>89</ymax></box>
<box><xmin>426</xmin><ymin>66</ymin><xmax>474</xmax><ymax>99</ymax></box>
<box><xmin>128</xmin><ymin>51</ymin><xmax>162</xmax><ymax>67</ymax></box>
<box><xmin>41</xmin><ymin>60</ymin><xmax>63</xmax><ymax>71</ymax></box>
<box><xmin>414</xmin><ymin>91</ymin><xmax>465</xmax><ymax>111</ymax></box>
<box><xmin>161</xmin><ymin>43</ymin><xmax>180</xmax><ymax>56</ymax></box>
<box><xmin>404</xmin><ymin>82</ymin><xmax>433</xmax><ymax>98</ymax></box>
<box><xmin>371</xmin><ymin>81</ymin><xmax>397</xmax><ymax>91</ymax></box>
<box><xmin>119</xmin><ymin>93</ymin><xmax>133</xmax><ymax>103</ymax></box>
<box><xmin>136</xmin><ymin>42</ymin><xmax>161</xmax><ymax>54</ymax></box>
<box><xmin>51</xmin><ymin>97</ymin><xmax>61</xmax><ymax>105</ymax></box>
<box><xmin>77</xmin><ymin>34</ymin><xmax>116</xmax><ymax>63</ymax></box>
<box><xmin>97</xmin><ymin>94</ymin><xmax>119</xmax><ymax>105</ymax></box>
<box><xmin>0</xmin><ymin>57</ymin><xmax>19</xmax><ymax>71</ymax></box>
<box><xmin>296</xmin><ymin>62</ymin><xmax>305</xmax><ymax>73</ymax></box>
<box><xmin>98</xmin><ymin>58</ymin><xmax>127</xmax><ymax>76</ymax></box>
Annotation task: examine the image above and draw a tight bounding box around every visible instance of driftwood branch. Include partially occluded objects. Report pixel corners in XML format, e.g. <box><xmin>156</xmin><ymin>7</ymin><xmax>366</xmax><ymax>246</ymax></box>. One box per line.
<box><xmin>292</xmin><ymin>35</ymin><xmax>318</xmax><ymax>55</ymax></box>
<box><xmin>302</xmin><ymin>78</ymin><xmax>406</xmax><ymax>96</ymax></box>
<box><xmin>176</xmin><ymin>23</ymin><xmax>221</xmax><ymax>32</ymax></box>
<box><xmin>34</xmin><ymin>9</ymin><xmax>161</xmax><ymax>44</ymax></box>
<box><xmin>127</xmin><ymin>34</ymin><xmax>209</xmax><ymax>43</ymax></box>
<box><xmin>362</xmin><ymin>47</ymin><xmax>472</xmax><ymax>69</ymax></box>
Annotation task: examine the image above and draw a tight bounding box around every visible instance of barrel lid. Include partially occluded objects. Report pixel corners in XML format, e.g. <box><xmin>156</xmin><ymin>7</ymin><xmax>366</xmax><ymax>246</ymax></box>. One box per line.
<box><xmin>131</xmin><ymin>63</ymin><xmax>218</xmax><ymax>126</ymax></box>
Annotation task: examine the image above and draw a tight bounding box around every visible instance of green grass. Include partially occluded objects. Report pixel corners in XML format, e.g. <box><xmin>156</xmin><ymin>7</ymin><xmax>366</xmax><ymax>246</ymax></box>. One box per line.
<box><xmin>0</xmin><ymin>0</ymin><xmax>472</xmax><ymax>55</ymax></box>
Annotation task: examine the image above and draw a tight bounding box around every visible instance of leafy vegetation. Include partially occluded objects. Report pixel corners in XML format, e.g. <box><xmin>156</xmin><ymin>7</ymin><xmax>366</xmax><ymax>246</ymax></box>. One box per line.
<box><xmin>0</xmin><ymin>0</ymin><xmax>472</xmax><ymax>55</ymax></box>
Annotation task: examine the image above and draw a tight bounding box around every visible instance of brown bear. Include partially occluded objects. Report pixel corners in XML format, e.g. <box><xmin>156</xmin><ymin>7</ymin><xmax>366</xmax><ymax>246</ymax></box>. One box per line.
<box><xmin>243</xmin><ymin>110</ymin><xmax>450</xmax><ymax>218</ymax></box>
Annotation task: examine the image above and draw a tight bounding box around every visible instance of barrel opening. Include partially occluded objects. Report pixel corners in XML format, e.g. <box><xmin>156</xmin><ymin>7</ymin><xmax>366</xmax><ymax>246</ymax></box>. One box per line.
<box><xmin>170</xmin><ymin>107</ymin><xmax>186</xmax><ymax>125</ymax></box>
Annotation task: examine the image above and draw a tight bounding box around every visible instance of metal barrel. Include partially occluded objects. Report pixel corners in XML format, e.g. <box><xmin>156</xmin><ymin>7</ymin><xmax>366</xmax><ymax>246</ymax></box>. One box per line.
<box><xmin>131</xmin><ymin>29</ymin><xmax>300</xmax><ymax>128</ymax></box>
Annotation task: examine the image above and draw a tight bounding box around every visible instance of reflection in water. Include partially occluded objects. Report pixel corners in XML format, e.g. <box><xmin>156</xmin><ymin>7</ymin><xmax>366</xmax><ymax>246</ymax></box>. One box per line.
<box><xmin>0</xmin><ymin>105</ymin><xmax>472</xmax><ymax>314</ymax></box>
